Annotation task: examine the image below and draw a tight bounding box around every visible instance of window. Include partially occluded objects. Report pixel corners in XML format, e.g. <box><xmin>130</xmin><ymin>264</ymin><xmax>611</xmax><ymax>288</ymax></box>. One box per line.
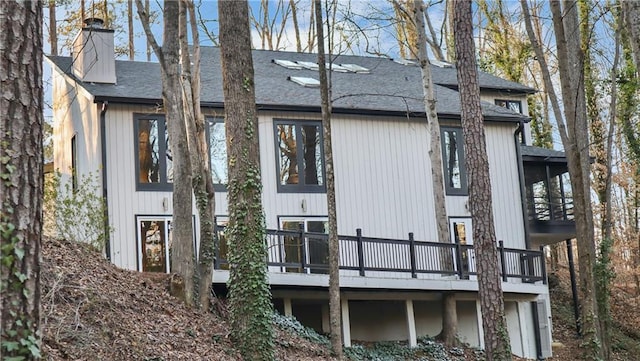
<box><xmin>135</xmin><ymin>114</ymin><xmax>228</xmax><ymax>191</ymax></box>
<box><xmin>274</xmin><ymin>120</ymin><xmax>325</xmax><ymax>193</ymax></box>
<box><xmin>441</xmin><ymin>127</ymin><xmax>468</xmax><ymax>195</ymax></box>
<box><xmin>135</xmin><ymin>115</ymin><xmax>172</xmax><ymax>191</ymax></box>
<box><xmin>207</xmin><ymin>118</ymin><xmax>227</xmax><ymax>190</ymax></box>
<box><xmin>71</xmin><ymin>134</ymin><xmax>78</xmax><ymax>192</ymax></box>
<box><xmin>495</xmin><ymin>99</ymin><xmax>523</xmax><ymax>114</ymax></box>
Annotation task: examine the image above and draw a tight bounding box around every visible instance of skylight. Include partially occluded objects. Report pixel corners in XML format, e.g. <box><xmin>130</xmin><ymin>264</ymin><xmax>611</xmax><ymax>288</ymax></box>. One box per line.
<box><xmin>431</xmin><ymin>59</ymin><xmax>453</xmax><ymax>68</ymax></box>
<box><xmin>326</xmin><ymin>63</ymin><xmax>350</xmax><ymax>72</ymax></box>
<box><xmin>393</xmin><ymin>58</ymin><xmax>417</xmax><ymax>66</ymax></box>
<box><xmin>339</xmin><ymin>63</ymin><xmax>370</xmax><ymax>74</ymax></box>
<box><xmin>296</xmin><ymin>61</ymin><xmax>319</xmax><ymax>70</ymax></box>
<box><xmin>273</xmin><ymin>59</ymin><xmax>303</xmax><ymax>69</ymax></box>
<box><xmin>288</xmin><ymin>76</ymin><xmax>320</xmax><ymax>87</ymax></box>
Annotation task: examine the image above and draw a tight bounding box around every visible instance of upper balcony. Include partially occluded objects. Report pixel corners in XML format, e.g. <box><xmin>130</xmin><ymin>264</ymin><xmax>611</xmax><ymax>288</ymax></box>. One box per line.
<box><xmin>521</xmin><ymin>145</ymin><xmax>576</xmax><ymax>245</ymax></box>
<box><xmin>212</xmin><ymin>226</ymin><xmax>547</xmax><ymax>295</ymax></box>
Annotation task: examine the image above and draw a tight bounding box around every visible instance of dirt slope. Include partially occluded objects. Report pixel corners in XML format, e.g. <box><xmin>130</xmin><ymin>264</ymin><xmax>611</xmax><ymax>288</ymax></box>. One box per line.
<box><xmin>41</xmin><ymin>238</ymin><xmax>334</xmax><ymax>361</ymax></box>
<box><xmin>40</xmin><ymin>238</ymin><xmax>640</xmax><ymax>360</ymax></box>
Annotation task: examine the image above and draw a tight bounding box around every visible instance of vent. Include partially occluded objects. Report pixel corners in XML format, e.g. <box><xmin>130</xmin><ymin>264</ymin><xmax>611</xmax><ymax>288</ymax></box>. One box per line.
<box><xmin>339</xmin><ymin>63</ymin><xmax>370</xmax><ymax>74</ymax></box>
<box><xmin>393</xmin><ymin>58</ymin><xmax>417</xmax><ymax>66</ymax></box>
<box><xmin>273</xmin><ymin>59</ymin><xmax>303</xmax><ymax>69</ymax></box>
<box><xmin>288</xmin><ymin>76</ymin><xmax>320</xmax><ymax>88</ymax></box>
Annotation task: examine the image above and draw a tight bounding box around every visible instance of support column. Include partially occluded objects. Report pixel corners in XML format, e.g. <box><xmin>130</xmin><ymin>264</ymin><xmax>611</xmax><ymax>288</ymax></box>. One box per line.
<box><xmin>283</xmin><ymin>298</ymin><xmax>293</xmax><ymax>318</ymax></box>
<box><xmin>476</xmin><ymin>300</ymin><xmax>485</xmax><ymax>349</ymax></box>
<box><xmin>405</xmin><ymin>299</ymin><xmax>417</xmax><ymax>347</ymax></box>
<box><xmin>341</xmin><ymin>298</ymin><xmax>351</xmax><ymax>347</ymax></box>
<box><xmin>321</xmin><ymin>303</ymin><xmax>330</xmax><ymax>334</ymax></box>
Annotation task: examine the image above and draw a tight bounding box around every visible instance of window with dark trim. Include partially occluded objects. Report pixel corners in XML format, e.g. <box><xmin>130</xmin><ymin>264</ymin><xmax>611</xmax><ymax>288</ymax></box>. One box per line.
<box><xmin>441</xmin><ymin>127</ymin><xmax>468</xmax><ymax>195</ymax></box>
<box><xmin>495</xmin><ymin>99</ymin><xmax>523</xmax><ymax>114</ymax></box>
<box><xmin>274</xmin><ymin>119</ymin><xmax>326</xmax><ymax>193</ymax></box>
<box><xmin>207</xmin><ymin>118</ymin><xmax>227</xmax><ymax>191</ymax></box>
<box><xmin>71</xmin><ymin>134</ymin><xmax>78</xmax><ymax>192</ymax></box>
<box><xmin>135</xmin><ymin>114</ymin><xmax>229</xmax><ymax>192</ymax></box>
<box><xmin>135</xmin><ymin>114</ymin><xmax>172</xmax><ymax>191</ymax></box>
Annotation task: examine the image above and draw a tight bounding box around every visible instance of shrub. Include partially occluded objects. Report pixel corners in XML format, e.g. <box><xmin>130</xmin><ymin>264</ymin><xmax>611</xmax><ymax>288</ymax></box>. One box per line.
<box><xmin>44</xmin><ymin>170</ymin><xmax>111</xmax><ymax>249</ymax></box>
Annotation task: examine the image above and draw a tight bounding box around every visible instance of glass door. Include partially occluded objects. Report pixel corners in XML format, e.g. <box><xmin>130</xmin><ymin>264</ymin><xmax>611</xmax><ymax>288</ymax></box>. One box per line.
<box><xmin>450</xmin><ymin>217</ymin><xmax>475</xmax><ymax>279</ymax></box>
<box><xmin>279</xmin><ymin>218</ymin><xmax>328</xmax><ymax>273</ymax></box>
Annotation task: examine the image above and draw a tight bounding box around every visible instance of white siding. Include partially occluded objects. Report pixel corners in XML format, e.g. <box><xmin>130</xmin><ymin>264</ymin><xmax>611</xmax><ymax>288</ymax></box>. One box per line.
<box><xmin>102</xmin><ymin>107</ymin><xmax>527</xmax><ymax>269</ymax></box>
<box><xmin>486</xmin><ymin>123</ymin><xmax>526</xmax><ymax>248</ymax></box>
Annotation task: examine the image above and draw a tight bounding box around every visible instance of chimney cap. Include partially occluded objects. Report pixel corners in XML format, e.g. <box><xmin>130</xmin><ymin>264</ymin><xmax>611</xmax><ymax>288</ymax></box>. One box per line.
<box><xmin>83</xmin><ymin>17</ymin><xmax>105</xmax><ymax>29</ymax></box>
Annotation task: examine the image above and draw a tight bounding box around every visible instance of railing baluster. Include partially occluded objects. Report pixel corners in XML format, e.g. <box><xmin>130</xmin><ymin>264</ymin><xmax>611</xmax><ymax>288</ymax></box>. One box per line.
<box><xmin>539</xmin><ymin>245</ymin><xmax>547</xmax><ymax>284</ymax></box>
<box><xmin>409</xmin><ymin>233</ymin><xmax>417</xmax><ymax>278</ymax></box>
<box><xmin>356</xmin><ymin>228</ymin><xmax>365</xmax><ymax>276</ymax></box>
<box><xmin>499</xmin><ymin>241</ymin><xmax>508</xmax><ymax>282</ymax></box>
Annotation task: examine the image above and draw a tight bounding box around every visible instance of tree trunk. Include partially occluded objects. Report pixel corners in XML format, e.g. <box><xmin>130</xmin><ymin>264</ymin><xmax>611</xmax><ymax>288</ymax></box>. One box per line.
<box><xmin>621</xmin><ymin>0</ymin><xmax>640</xmax><ymax>72</ymax></box>
<box><xmin>550</xmin><ymin>2</ymin><xmax>602</xmax><ymax>359</ymax></box>
<box><xmin>314</xmin><ymin>1</ymin><xmax>343</xmax><ymax>357</ymax></box>
<box><xmin>49</xmin><ymin>0</ymin><xmax>57</xmax><ymax>55</ymax></box>
<box><xmin>128</xmin><ymin>0</ymin><xmax>134</xmax><ymax>60</ymax></box>
<box><xmin>0</xmin><ymin>1</ymin><xmax>43</xmax><ymax>359</ymax></box>
<box><xmin>218</xmin><ymin>1</ymin><xmax>274</xmax><ymax>360</ymax></box>
<box><xmin>453</xmin><ymin>1</ymin><xmax>512</xmax><ymax>360</ymax></box>
<box><xmin>136</xmin><ymin>0</ymin><xmax>195</xmax><ymax>307</ymax></box>
<box><xmin>178</xmin><ymin>0</ymin><xmax>217</xmax><ymax>310</ymax></box>
<box><xmin>412</xmin><ymin>0</ymin><xmax>457</xmax><ymax>346</ymax></box>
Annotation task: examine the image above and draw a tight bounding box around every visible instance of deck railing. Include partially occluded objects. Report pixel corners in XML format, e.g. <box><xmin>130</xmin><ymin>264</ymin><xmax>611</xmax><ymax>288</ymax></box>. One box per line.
<box><xmin>214</xmin><ymin>226</ymin><xmax>546</xmax><ymax>284</ymax></box>
<box><xmin>528</xmin><ymin>195</ymin><xmax>574</xmax><ymax>222</ymax></box>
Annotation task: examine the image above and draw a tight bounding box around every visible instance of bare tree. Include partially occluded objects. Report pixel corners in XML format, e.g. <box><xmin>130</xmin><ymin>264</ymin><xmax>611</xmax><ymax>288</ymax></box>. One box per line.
<box><xmin>521</xmin><ymin>0</ymin><xmax>603</xmax><ymax>358</ymax></box>
<box><xmin>218</xmin><ymin>1</ymin><xmax>275</xmax><ymax>359</ymax></box>
<box><xmin>136</xmin><ymin>0</ymin><xmax>196</xmax><ymax>307</ymax></box>
<box><xmin>314</xmin><ymin>1</ymin><xmax>343</xmax><ymax>357</ymax></box>
<box><xmin>621</xmin><ymin>0</ymin><xmax>640</xmax><ymax>72</ymax></box>
<box><xmin>49</xmin><ymin>0</ymin><xmax>58</xmax><ymax>55</ymax></box>
<box><xmin>128</xmin><ymin>0</ymin><xmax>134</xmax><ymax>60</ymax></box>
<box><xmin>178</xmin><ymin>0</ymin><xmax>217</xmax><ymax>309</ymax></box>
<box><xmin>0</xmin><ymin>1</ymin><xmax>43</xmax><ymax>359</ymax></box>
<box><xmin>453</xmin><ymin>1</ymin><xmax>512</xmax><ymax>359</ymax></box>
<box><xmin>410</xmin><ymin>0</ymin><xmax>457</xmax><ymax>346</ymax></box>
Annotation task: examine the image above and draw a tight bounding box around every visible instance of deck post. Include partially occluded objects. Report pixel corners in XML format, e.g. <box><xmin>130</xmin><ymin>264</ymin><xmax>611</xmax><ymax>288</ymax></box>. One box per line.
<box><xmin>341</xmin><ymin>298</ymin><xmax>351</xmax><ymax>347</ymax></box>
<box><xmin>499</xmin><ymin>240</ymin><xmax>508</xmax><ymax>282</ymax></box>
<box><xmin>539</xmin><ymin>245</ymin><xmax>547</xmax><ymax>285</ymax></box>
<box><xmin>455</xmin><ymin>242</ymin><xmax>464</xmax><ymax>279</ymax></box>
<box><xmin>409</xmin><ymin>232</ymin><xmax>417</xmax><ymax>278</ymax></box>
<box><xmin>283</xmin><ymin>298</ymin><xmax>293</xmax><ymax>317</ymax></box>
<box><xmin>356</xmin><ymin>228</ymin><xmax>365</xmax><ymax>276</ymax></box>
<box><xmin>405</xmin><ymin>299</ymin><xmax>417</xmax><ymax>347</ymax></box>
<box><xmin>299</xmin><ymin>223</ymin><xmax>307</xmax><ymax>272</ymax></box>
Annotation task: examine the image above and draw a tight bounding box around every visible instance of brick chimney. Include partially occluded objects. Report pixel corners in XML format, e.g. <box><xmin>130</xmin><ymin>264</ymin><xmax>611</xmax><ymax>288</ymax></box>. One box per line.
<box><xmin>72</xmin><ymin>18</ymin><xmax>116</xmax><ymax>84</ymax></box>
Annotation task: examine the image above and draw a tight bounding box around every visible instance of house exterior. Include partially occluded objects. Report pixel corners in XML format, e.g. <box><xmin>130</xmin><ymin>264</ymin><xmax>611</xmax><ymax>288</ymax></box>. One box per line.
<box><xmin>47</xmin><ymin>22</ymin><xmax>574</xmax><ymax>359</ymax></box>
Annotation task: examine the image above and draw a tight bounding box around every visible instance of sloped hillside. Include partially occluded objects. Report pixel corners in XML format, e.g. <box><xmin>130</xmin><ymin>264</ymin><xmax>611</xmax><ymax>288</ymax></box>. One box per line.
<box><xmin>40</xmin><ymin>238</ymin><xmax>334</xmax><ymax>361</ymax></box>
<box><xmin>40</xmin><ymin>237</ymin><xmax>640</xmax><ymax>360</ymax></box>
<box><xmin>546</xmin><ymin>267</ymin><xmax>640</xmax><ymax>361</ymax></box>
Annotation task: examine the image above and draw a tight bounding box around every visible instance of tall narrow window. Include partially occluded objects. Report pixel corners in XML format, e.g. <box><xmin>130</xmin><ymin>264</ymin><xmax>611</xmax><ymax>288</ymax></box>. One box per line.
<box><xmin>274</xmin><ymin>120</ymin><xmax>325</xmax><ymax>193</ymax></box>
<box><xmin>135</xmin><ymin>115</ymin><xmax>171</xmax><ymax>191</ymax></box>
<box><xmin>207</xmin><ymin>118</ymin><xmax>227</xmax><ymax>190</ymax></box>
<box><xmin>71</xmin><ymin>134</ymin><xmax>78</xmax><ymax>192</ymax></box>
<box><xmin>441</xmin><ymin>127</ymin><xmax>468</xmax><ymax>195</ymax></box>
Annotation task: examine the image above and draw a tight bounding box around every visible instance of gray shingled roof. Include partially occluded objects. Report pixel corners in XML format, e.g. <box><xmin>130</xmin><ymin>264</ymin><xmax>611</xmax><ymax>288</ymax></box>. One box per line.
<box><xmin>521</xmin><ymin>145</ymin><xmax>567</xmax><ymax>159</ymax></box>
<box><xmin>47</xmin><ymin>47</ymin><xmax>533</xmax><ymax>121</ymax></box>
